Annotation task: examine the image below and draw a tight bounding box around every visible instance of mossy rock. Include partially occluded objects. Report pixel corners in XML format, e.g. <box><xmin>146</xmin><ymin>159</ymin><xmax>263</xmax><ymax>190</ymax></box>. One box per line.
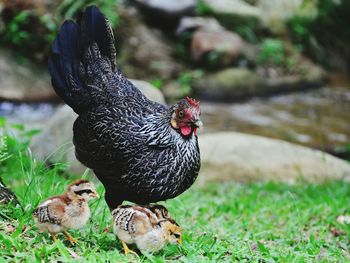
<box><xmin>199</xmin><ymin>0</ymin><xmax>263</xmax><ymax>42</ymax></box>
<box><xmin>193</xmin><ymin>68</ymin><xmax>263</xmax><ymax>101</ymax></box>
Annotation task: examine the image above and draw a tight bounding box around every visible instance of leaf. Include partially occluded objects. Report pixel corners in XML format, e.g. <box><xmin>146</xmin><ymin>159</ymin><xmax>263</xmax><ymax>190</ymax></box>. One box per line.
<box><xmin>56</xmin><ymin>242</ymin><xmax>71</xmax><ymax>259</ymax></box>
<box><xmin>23</xmin><ymin>129</ymin><xmax>41</xmax><ymax>138</ymax></box>
<box><xmin>10</xmin><ymin>124</ymin><xmax>25</xmax><ymax>131</ymax></box>
<box><xmin>257</xmin><ymin>241</ymin><xmax>270</xmax><ymax>255</ymax></box>
<box><xmin>0</xmin><ymin>117</ymin><xmax>6</xmax><ymax>128</ymax></box>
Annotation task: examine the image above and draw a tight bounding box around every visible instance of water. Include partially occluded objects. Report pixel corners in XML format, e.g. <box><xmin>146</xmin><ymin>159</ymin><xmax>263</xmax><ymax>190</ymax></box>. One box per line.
<box><xmin>0</xmin><ymin>102</ymin><xmax>58</xmax><ymax>130</ymax></box>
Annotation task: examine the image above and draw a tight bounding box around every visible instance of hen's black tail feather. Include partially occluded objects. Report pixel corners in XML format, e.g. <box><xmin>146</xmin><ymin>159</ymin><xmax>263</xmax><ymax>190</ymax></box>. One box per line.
<box><xmin>48</xmin><ymin>5</ymin><xmax>116</xmax><ymax>113</ymax></box>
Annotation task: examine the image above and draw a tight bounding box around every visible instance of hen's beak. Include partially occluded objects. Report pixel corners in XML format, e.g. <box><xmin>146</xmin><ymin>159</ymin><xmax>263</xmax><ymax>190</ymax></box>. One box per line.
<box><xmin>194</xmin><ymin>119</ymin><xmax>203</xmax><ymax>128</ymax></box>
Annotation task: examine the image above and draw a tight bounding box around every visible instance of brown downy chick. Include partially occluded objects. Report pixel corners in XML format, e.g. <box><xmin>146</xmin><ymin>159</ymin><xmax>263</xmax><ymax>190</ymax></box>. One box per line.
<box><xmin>112</xmin><ymin>205</ymin><xmax>182</xmax><ymax>255</ymax></box>
<box><xmin>33</xmin><ymin>179</ymin><xmax>99</xmax><ymax>245</ymax></box>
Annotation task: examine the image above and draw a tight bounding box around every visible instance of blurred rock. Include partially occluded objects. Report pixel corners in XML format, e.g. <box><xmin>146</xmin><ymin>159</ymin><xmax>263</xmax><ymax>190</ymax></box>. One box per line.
<box><xmin>176</xmin><ymin>16</ymin><xmax>223</xmax><ymax>36</ymax></box>
<box><xmin>31</xmin><ymin>105</ymin><xmax>80</xmax><ymax>173</ymax></box>
<box><xmin>256</xmin><ymin>0</ymin><xmax>317</xmax><ymax>34</ymax></box>
<box><xmin>0</xmin><ymin>48</ymin><xmax>57</xmax><ymax>102</ymax></box>
<box><xmin>202</xmin><ymin>0</ymin><xmax>261</xmax><ymax>23</ymax></box>
<box><xmin>132</xmin><ymin>0</ymin><xmax>197</xmax><ymax>28</ymax></box>
<box><xmin>134</xmin><ymin>0</ymin><xmax>196</xmax><ymax>13</ymax></box>
<box><xmin>162</xmin><ymin>82</ymin><xmax>188</xmax><ymax>102</ymax></box>
<box><xmin>130</xmin><ymin>79</ymin><xmax>165</xmax><ymax>104</ymax></box>
<box><xmin>198</xmin><ymin>132</ymin><xmax>350</xmax><ymax>184</ymax></box>
<box><xmin>191</xmin><ymin>28</ymin><xmax>245</xmax><ymax>66</ymax></box>
<box><xmin>202</xmin><ymin>0</ymin><xmax>317</xmax><ymax>34</ymax></box>
<box><xmin>257</xmin><ymin>56</ymin><xmax>326</xmax><ymax>91</ymax></box>
<box><xmin>203</xmin><ymin>0</ymin><xmax>260</xmax><ymax>17</ymax></box>
<box><xmin>193</xmin><ymin>68</ymin><xmax>263</xmax><ymax>101</ymax></box>
<box><xmin>118</xmin><ymin>6</ymin><xmax>183</xmax><ymax>80</ymax></box>
<box><xmin>31</xmin><ymin>79</ymin><xmax>165</xmax><ymax>174</ymax></box>
<box><xmin>194</xmin><ymin>60</ymin><xmax>326</xmax><ymax>101</ymax></box>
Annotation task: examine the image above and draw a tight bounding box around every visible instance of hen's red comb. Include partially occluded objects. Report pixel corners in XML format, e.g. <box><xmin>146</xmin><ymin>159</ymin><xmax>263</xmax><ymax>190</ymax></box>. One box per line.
<box><xmin>186</xmin><ymin>97</ymin><xmax>200</xmax><ymax>108</ymax></box>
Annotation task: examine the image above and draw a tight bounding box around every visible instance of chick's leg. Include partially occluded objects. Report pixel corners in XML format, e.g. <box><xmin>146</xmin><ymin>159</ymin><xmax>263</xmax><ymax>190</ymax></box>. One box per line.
<box><xmin>63</xmin><ymin>230</ymin><xmax>77</xmax><ymax>245</ymax></box>
<box><xmin>121</xmin><ymin>241</ymin><xmax>138</xmax><ymax>256</ymax></box>
<box><xmin>49</xmin><ymin>232</ymin><xmax>57</xmax><ymax>242</ymax></box>
<box><xmin>103</xmin><ymin>223</ymin><xmax>113</xmax><ymax>233</ymax></box>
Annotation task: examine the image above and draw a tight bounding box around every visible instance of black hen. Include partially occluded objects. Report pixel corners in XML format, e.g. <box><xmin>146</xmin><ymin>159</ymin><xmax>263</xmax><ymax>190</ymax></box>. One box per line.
<box><xmin>48</xmin><ymin>6</ymin><xmax>202</xmax><ymax>209</ymax></box>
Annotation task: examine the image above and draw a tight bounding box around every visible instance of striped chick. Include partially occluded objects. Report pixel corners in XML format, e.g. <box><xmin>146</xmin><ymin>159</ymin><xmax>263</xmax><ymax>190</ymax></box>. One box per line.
<box><xmin>33</xmin><ymin>179</ymin><xmax>99</xmax><ymax>245</ymax></box>
<box><xmin>112</xmin><ymin>205</ymin><xmax>182</xmax><ymax>255</ymax></box>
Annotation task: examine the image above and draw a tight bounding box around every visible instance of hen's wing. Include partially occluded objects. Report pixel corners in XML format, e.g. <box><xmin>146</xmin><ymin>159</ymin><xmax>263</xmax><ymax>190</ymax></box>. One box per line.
<box><xmin>49</xmin><ymin>6</ymin><xmax>163</xmax><ymax>114</ymax></box>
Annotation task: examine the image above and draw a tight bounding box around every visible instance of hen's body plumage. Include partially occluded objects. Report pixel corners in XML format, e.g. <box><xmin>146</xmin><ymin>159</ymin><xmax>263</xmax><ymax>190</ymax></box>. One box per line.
<box><xmin>48</xmin><ymin>6</ymin><xmax>201</xmax><ymax>209</ymax></box>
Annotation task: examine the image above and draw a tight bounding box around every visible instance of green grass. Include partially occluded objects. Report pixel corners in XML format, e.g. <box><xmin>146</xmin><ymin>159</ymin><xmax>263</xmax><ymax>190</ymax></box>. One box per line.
<box><xmin>1</xmin><ymin>133</ymin><xmax>350</xmax><ymax>262</ymax></box>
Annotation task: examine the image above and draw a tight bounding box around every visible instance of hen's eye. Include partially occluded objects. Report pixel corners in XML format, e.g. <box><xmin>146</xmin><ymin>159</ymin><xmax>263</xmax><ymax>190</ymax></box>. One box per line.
<box><xmin>178</xmin><ymin>111</ymin><xmax>184</xmax><ymax>118</ymax></box>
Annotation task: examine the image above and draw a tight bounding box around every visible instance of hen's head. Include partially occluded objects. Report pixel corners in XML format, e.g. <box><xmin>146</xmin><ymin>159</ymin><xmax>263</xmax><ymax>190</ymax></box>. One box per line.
<box><xmin>170</xmin><ymin>97</ymin><xmax>202</xmax><ymax>137</ymax></box>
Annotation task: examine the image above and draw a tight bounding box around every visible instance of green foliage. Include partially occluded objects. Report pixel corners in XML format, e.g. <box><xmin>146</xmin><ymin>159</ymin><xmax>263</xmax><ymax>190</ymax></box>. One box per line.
<box><xmin>56</xmin><ymin>0</ymin><xmax>120</xmax><ymax>28</ymax></box>
<box><xmin>177</xmin><ymin>72</ymin><xmax>193</xmax><ymax>95</ymax></box>
<box><xmin>0</xmin><ymin>0</ymin><xmax>120</xmax><ymax>63</ymax></box>
<box><xmin>150</xmin><ymin>78</ymin><xmax>164</xmax><ymax>89</ymax></box>
<box><xmin>205</xmin><ymin>48</ymin><xmax>227</xmax><ymax>69</ymax></box>
<box><xmin>196</xmin><ymin>0</ymin><xmax>213</xmax><ymax>16</ymax></box>
<box><xmin>2</xmin><ymin>11</ymin><xmax>31</xmax><ymax>46</ymax></box>
<box><xmin>287</xmin><ymin>0</ymin><xmax>350</xmax><ymax>67</ymax></box>
<box><xmin>176</xmin><ymin>70</ymin><xmax>204</xmax><ymax>96</ymax></box>
<box><xmin>256</xmin><ymin>39</ymin><xmax>285</xmax><ymax>66</ymax></box>
<box><xmin>173</xmin><ymin>32</ymin><xmax>193</xmax><ymax>62</ymax></box>
<box><xmin>0</xmin><ymin>10</ymin><xmax>57</xmax><ymax>62</ymax></box>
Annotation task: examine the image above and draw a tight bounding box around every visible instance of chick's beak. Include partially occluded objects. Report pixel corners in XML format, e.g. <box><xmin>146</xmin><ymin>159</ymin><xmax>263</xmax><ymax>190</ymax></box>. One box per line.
<box><xmin>178</xmin><ymin>236</ymin><xmax>182</xmax><ymax>245</ymax></box>
<box><xmin>92</xmin><ymin>191</ymin><xmax>100</xmax><ymax>198</ymax></box>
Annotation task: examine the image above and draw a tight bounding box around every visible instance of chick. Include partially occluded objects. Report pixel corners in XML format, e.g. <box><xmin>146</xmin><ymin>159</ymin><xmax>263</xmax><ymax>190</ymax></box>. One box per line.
<box><xmin>33</xmin><ymin>179</ymin><xmax>99</xmax><ymax>245</ymax></box>
<box><xmin>112</xmin><ymin>205</ymin><xmax>182</xmax><ymax>255</ymax></box>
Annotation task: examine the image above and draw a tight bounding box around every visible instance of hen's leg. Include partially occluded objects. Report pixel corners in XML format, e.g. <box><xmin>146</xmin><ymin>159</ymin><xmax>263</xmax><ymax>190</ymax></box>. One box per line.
<box><xmin>94</xmin><ymin>172</ymin><xmax>124</xmax><ymax>210</ymax></box>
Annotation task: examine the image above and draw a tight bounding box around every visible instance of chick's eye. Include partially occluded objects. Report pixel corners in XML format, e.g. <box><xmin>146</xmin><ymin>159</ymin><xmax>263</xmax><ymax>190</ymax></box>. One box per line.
<box><xmin>174</xmin><ymin>233</ymin><xmax>180</xmax><ymax>238</ymax></box>
<box><xmin>178</xmin><ymin>111</ymin><xmax>184</xmax><ymax>118</ymax></box>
